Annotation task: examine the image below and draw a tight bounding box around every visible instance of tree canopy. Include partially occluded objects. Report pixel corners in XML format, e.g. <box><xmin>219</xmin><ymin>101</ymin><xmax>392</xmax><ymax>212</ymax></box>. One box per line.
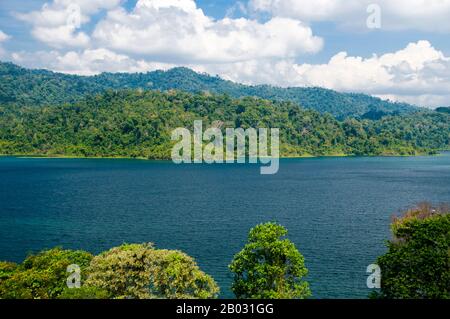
<box><xmin>0</xmin><ymin>243</ymin><xmax>219</xmax><ymax>299</ymax></box>
<box><xmin>85</xmin><ymin>243</ymin><xmax>219</xmax><ymax>299</ymax></box>
<box><xmin>0</xmin><ymin>61</ymin><xmax>420</xmax><ymax>119</ymax></box>
<box><xmin>0</xmin><ymin>90</ymin><xmax>448</xmax><ymax>159</ymax></box>
<box><xmin>229</xmin><ymin>222</ymin><xmax>311</xmax><ymax>299</ymax></box>
<box><xmin>374</xmin><ymin>203</ymin><xmax>450</xmax><ymax>299</ymax></box>
<box><xmin>0</xmin><ymin>248</ymin><xmax>93</xmax><ymax>299</ymax></box>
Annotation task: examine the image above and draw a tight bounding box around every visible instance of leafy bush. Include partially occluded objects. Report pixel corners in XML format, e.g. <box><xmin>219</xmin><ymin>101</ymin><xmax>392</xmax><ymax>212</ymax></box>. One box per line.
<box><xmin>375</xmin><ymin>203</ymin><xmax>450</xmax><ymax>299</ymax></box>
<box><xmin>85</xmin><ymin>243</ymin><xmax>219</xmax><ymax>299</ymax></box>
<box><xmin>229</xmin><ymin>222</ymin><xmax>311</xmax><ymax>299</ymax></box>
<box><xmin>0</xmin><ymin>244</ymin><xmax>219</xmax><ymax>299</ymax></box>
<box><xmin>0</xmin><ymin>262</ymin><xmax>18</xmax><ymax>283</ymax></box>
<box><xmin>58</xmin><ymin>286</ymin><xmax>111</xmax><ymax>299</ymax></box>
<box><xmin>0</xmin><ymin>248</ymin><xmax>93</xmax><ymax>299</ymax></box>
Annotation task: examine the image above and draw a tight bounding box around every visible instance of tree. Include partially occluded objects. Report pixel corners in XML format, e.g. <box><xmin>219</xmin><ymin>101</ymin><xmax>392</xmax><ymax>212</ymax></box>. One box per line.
<box><xmin>0</xmin><ymin>248</ymin><xmax>93</xmax><ymax>299</ymax></box>
<box><xmin>85</xmin><ymin>243</ymin><xmax>219</xmax><ymax>299</ymax></box>
<box><xmin>375</xmin><ymin>203</ymin><xmax>450</xmax><ymax>299</ymax></box>
<box><xmin>229</xmin><ymin>222</ymin><xmax>311</xmax><ymax>299</ymax></box>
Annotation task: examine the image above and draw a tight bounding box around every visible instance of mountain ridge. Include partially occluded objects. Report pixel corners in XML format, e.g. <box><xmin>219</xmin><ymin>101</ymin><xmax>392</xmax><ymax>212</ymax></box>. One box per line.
<box><xmin>0</xmin><ymin>61</ymin><xmax>421</xmax><ymax>120</ymax></box>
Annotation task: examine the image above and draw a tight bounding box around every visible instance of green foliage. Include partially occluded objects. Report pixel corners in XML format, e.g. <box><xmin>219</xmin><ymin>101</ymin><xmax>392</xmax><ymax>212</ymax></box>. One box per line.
<box><xmin>0</xmin><ymin>62</ymin><xmax>419</xmax><ymax>119</ymax></box>
<box><xmin>0</xmin><ymin>262</ymin><xmax>18</xmax><ymax>283</ymax></box>
<box><xmin>229</xmin><ymin>222</ymin><xmax>311</xmax><ymax>299</ymax></box>
<box><xmin>436</xmin><ymin>107</ymin><xmax>450</xmax><ymax>114</ymax></box>
<box><xmin>0</xmin><ymin>62</ymin><xmax>447</xmax><ymax>158</ymax></box>
<box><xmin>58</xmin><ymin>286</ymin><xmax>111</xmax><ymax>299</ymax></box>
<box><xmin>0</xmin><ymin>90</ymin><xmax>448</xmax><ymax>159</ymax></box>
<box><xmin>0</xmin><ymin>244</ymin><xmax>219</xmax><ymax>299</ymax></box>
<box><xmin>0</xmin><ymin>248</ymin><xmax>93</xmax><ymax>299</ymax></box>
<box><xmin>85</xmin><ymin>243</ymin><xmax>219</xmax><ymax>299</ymax></box>
<box><xmin>375</xmin><ymin>203</ymin><xmax>450</xmax><ymax>299</ymax></box>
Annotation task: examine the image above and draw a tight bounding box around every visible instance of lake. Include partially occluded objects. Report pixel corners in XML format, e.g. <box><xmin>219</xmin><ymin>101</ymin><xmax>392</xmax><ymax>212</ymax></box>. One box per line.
<box><xmin>1</xmin><ymin>154</ymin><xmax>449</xmax><ymax>298</ymax></box>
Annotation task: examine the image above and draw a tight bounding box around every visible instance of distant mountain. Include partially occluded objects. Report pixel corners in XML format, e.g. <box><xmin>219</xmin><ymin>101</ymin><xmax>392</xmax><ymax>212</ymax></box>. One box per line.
<box><xmin>436</xmin><ymin>107</ymin><xmax>450</xmax><ymax>114</ymax></box>
<box><xmin>0</xmin><ymin>61</ymin><xmax>421</xmax><ymax>119</ymax></box>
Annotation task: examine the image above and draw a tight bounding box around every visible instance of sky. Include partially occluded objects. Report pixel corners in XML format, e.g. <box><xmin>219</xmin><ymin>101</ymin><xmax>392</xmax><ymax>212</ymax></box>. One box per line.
<box><xmin>1</xmin><ymin>0</ymin><xmax>450</xmax><ymax>108</ymax></box>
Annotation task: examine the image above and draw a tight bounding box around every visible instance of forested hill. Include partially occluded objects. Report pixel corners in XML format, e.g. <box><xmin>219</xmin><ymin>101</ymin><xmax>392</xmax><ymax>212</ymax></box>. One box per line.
<box><xmin>0</xmin><ymin>61</ymin><xmax>420</xmax><ymax>119</ymax></box>
<box><xmin>0</xmin><ymin>90</ymin><xmax>448</xmax><ymax>159</ymax></box>
<box><xmin>437</xmin><ymin>107</ymin><xmax>450</xmax><ymax>114</ymax></box>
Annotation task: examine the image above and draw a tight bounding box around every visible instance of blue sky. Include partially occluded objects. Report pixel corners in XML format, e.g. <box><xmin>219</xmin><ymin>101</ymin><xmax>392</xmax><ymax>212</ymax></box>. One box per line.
<box><xmin>1</xmin><ymin>0</ymin><xmax>450</xmax><ymax>108</ymax></box>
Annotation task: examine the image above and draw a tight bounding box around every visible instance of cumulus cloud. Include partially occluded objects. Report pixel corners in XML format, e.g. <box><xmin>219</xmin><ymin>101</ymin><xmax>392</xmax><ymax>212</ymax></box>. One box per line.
<box><xmin>201</xmin><ymin>40</ymin><xmax>450</xmax><ymax>107</ymax></box>
<box><xmin>0</xmin><ymin>30</ymin><xmax>10</xmax><ymax>42</ymax></box>
<box><xmin>376</xmin><ymin>94</ymin><xmax>450</xmax><ymax>108</ymax></box>
<box><xmin>11</xmin><ymin>48</ymin><xmax>174</xmax><ymax>76</ymax></box>
<box><xmin>0</xmin><ymin>30</ymin><xmax>11</xmax><ymax>59</ymax></box>
<box><xmin>92</xmin><ymin>0</ymin><xmax>323</xmax><ymax>63</ymax></box>
<box><xmin>15</xmin><ymin>0</ymin><xmax>122</xmax><ymax>48</ymax></box>
<box><xmin>14</xmin><ymin>0</ymin><xmax>323</xmax><ymax>63</ymax></box>
<box><xmin>249</xmin><ymin>0</ymin><xmax>450</xmax><ymax>32</ymax></box>
<box><xmin>31</xmin><ymin>25</ymin><xmax>90</xmax><ymax>48</ymax></box>
<box><xmin>292</xmin><ymin>41</ymin><xmax>450</xmax><ymax>97</ymax></box>
<box><xmin>9</xmin><ymin>38</ymin><xmax>450</xmax><ymax>108</ymax></box>
<box><xmin>250</xmin><ymin>0</ymin><xmax>360</xmax><ymax>22</ymax></box>
<box><xmin>7</xmin><ymin>0</ymin><xmax>450</xmax><ymax>108</ymax></box>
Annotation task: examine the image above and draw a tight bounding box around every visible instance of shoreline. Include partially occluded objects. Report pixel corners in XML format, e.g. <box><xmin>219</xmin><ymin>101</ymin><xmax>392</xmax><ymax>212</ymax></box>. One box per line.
<box><xmin>0</xmin><ymin>151</ymin><xmax>447</xmax><ymax>161</ymax></box>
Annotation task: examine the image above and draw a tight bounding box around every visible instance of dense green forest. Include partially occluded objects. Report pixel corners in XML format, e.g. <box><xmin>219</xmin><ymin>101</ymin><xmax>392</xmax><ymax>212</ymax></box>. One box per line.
<box><xmin>0</xmin><ymin>90</ymin><xmax>448</xmax><ymax>159</ymax></box>
<box><xmin>0</xmin><ymin>62</ymin><xmax>420</xmax><ymax>119</ymax></box>
<box><xmin>437</xmin><ymin>107</ymin><xmax>450</xmax><ymax>114</ymax></box>
<box><xmin>374</xmin><ymin>203</ymin><xmax>450</xmax><ymax>299</ymax></box>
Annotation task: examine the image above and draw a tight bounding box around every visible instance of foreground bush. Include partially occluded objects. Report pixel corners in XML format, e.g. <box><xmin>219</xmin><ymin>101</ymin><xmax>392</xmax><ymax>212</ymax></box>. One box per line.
<box><xmin>229</xmin><ymin>222</ymin><xmax>311</xmax><ymax>299</ymax></box>
<box><xmin>0</xmin><ymin>248</ymin><xmax>93</xmax><ymax>299</ymax></box>
<box><xmin>84</xmin><ymin>243</ymin><xmax>219</xmax><ymax>299</ymax></box>
<box><xmin>375</xmin><ymin>203</ymin><xmax>450</xmax><ymax>299</ymax></box>
<box><xmin>0</xmin><ymin>244</ymin><xmax>219</xmax><ymax>299</ymax></box>
<box><xmin>0</xmin><ymin>262</ymin><xmax>17</xmax><ymax>282</ymax></box>
<box><xmin>58</xmin><ymin>286</ymin><xmax>111</xmax><ymax>299</ymax></box>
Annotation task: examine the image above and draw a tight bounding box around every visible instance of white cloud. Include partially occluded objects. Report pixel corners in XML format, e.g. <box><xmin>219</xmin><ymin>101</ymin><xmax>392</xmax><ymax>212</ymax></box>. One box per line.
<box><xmin>292</xmin><ymin>41</ymin><xmax>450</xmax><ymax>96</ymax></box>
<box><xmin>192</xmin><ymin>58</ymin><xmax>302</xmax><ymax>87</ymax></box>
<box><xmin>8</xmin><ymin>1</ymin><xmax>450</xmax><ymax>108</ymax></box>
<box><xmin>0</xmin><ymin>30</ymin><xmax>11</xmax><ymax>59</ymax></box>
<box><xmin>92</xmin><ymin>0</ymin><xmax>323</xmax><ymax>63</ymax></box>
<box><xmin>11</xmin><ymin>48</ymin><xmax>174</xmax><ymax>76</ymax></box>
<box><xmin>9</xmin><ymin>40</ymin><xmax>450</xmax><ymax>108</ymax></box>
<box><xmin>249</xmin><ymin>0</ymin><xmax>450</xmax><ymax>32</ymax></box>
<box><xmin>216</xmin><ymin>41</ymin><xmax>450</xmax><ymax>106</ymax></box>
<box><xmin>16</xmin><ymin>0</ymin><xmax>122</xmax><ymax>48</ymax></box>
<box><xmin>226</xmin><ymin>1</ymin><xmax>248</xmax><ymax>18</ymax></box>
<box><xmin>250</xmin><ymin>0</ymin><xmax>361</xmax><ymax>22</ymax></box>
<box><xmin>191</xmin><ymin>41</ymin><xmax>450</xmax><ymax>108</ymax></box>
<box><xmin>16</xmin><ymin>0</ymin><xmax>123</xmax><ymax>25</ymax></box>
<box><xmin>376</xmin><ymin>94</ymin><xmax>450</xmax><ymax>108</ymax></box>
<box><xmin>0</xmin><ymin>30</ymin><xmax>11</xmax><ymax>42</ymax></box>
<box><xmin>31</xmin><ymin>25</ymin><xmax>90</xmax><ymax>48</ymax></box>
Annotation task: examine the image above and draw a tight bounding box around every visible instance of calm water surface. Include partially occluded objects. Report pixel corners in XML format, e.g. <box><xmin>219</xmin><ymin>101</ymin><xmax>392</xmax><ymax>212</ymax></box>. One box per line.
<box><xmin>1</xmin><ymin>154</ymin><xmax>449</xmax><ymax>298</ymax></box>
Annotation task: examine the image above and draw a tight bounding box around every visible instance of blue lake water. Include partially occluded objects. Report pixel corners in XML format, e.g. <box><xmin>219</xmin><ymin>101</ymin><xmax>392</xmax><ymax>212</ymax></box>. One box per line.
<box><xmin>1</xmin><ymin>154</ymin><xmax>449</xmax><ymax>298</ymax></box>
